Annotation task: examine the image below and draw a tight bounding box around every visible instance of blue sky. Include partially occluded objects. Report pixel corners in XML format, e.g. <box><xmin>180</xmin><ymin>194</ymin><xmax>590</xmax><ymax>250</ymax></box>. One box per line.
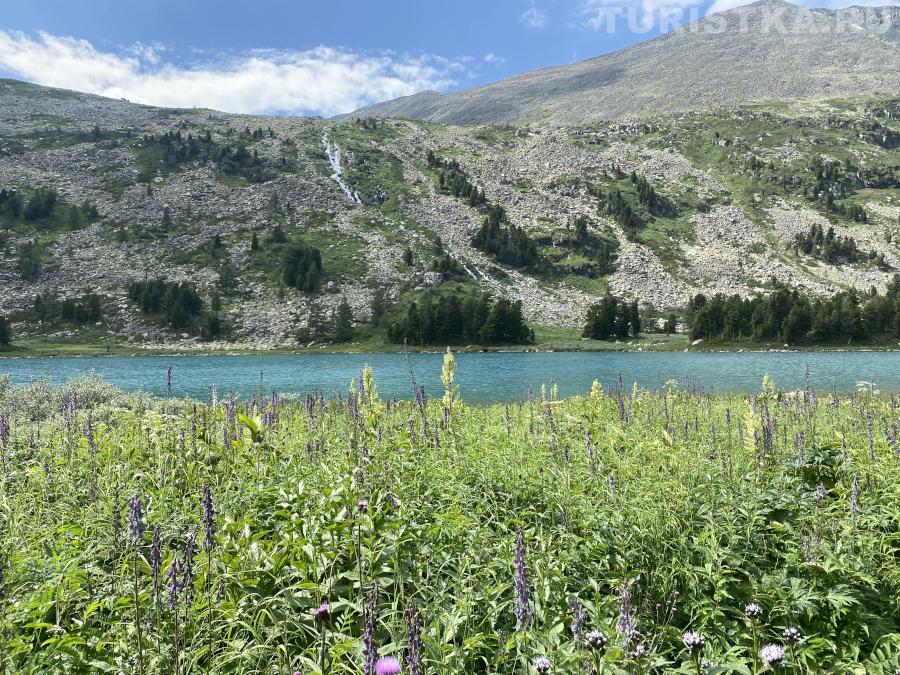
<box><xmin>0</xmin><ymin>0</ymin><xmax>896</xmax><ymax>116</ymax></box>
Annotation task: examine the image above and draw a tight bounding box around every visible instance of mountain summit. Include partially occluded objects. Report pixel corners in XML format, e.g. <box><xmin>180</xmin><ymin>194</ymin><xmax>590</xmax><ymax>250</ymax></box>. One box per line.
<box><xmin>349</xmin><ymin>0</ymin><xmax>900</xmax><ymax>125</ymax></box>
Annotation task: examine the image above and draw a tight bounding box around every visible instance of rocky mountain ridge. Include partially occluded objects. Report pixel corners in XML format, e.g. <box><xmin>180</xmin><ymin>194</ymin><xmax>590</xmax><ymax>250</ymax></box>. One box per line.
<box><xmin>349</xmin><ymin>0</ymin><xmax>900</xmax><ymax>125</ymax></box>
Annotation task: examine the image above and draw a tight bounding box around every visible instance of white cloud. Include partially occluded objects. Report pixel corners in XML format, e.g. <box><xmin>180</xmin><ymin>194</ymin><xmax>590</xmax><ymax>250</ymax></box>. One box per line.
<box><xmin>0</xmin><ymin>30</ymin><xmax>465</xmax><ymax>116</ymax></box>
<box><xmin>521</xmin><ymin>2</ymin><xmax>548</xmax><ymax>28</ymax></box>
<box><xmin>484</xmin><ymin>52</ymin><xmax>506</xmax><ymax>65</ymax></box>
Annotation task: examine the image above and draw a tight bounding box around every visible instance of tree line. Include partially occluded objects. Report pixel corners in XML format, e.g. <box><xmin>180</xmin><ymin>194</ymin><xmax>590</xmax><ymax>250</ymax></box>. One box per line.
<box><xmin>689</xmin><ymin>277</ymin><xmax>900</xmax><ymax>344</ymax></box>
<box><xmin>472</xmin><ymin>205</ymin><xmax>538</xmax><ymax>269</ymax></box>
<box><xmin>793</xmin><ymin>223</ymin><xmax>888</xmax><ymax>269</ymax></box>
<box><xmin>426</xmin><ymin>151</ymin><xmax>488</xmax><ymax>208</ymax></box>
<box><xmin>582</xmin><ymin>295</ymin><xmax>642</xmax><ymax>340</ymax></box>
<box><xmin>425</xmin><ymin>151</ymin><xmax>539</xmax><ymax>269</ymax></box>
<box><xmin>127</xmin><ymin>279</ymin><xmax>223</xmax><ymax>339</ymax></box>
<box><xmin>281</xmin><ymin>241</ymin><xmax>324</xmax><ymax>293</ymax></box>
<box><xmin>28</xmin><ymin>292</ymin><xmax>103</xmax><ymax>325</ymax></box>
<box><xmin>387</xmin><ymin>287</ymin><xmax>533</xmax><ymax>346</ymax></box>
<box><xmin>1</xmin><ymin>187</ymin><xmax>99</xmax><ymax>231</ymax></box>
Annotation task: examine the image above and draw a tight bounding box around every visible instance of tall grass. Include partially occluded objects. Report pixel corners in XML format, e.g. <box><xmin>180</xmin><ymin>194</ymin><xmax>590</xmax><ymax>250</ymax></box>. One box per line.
<box><xmin>0</xmin><ymin>367</ymin><xmax>898</xmax><ymax>673</ymax></box>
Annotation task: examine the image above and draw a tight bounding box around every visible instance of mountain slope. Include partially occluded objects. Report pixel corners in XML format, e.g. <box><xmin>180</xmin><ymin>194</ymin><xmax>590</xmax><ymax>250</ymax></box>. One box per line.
<box><xmin>349</xmin><ymin>0</ymin><xmax>900</xmax><ymax>125</ymax></box>
<box><xmin>0</xmin><ymin>79</ymin><xmax>899</xmax><ymax>351</ymax></box>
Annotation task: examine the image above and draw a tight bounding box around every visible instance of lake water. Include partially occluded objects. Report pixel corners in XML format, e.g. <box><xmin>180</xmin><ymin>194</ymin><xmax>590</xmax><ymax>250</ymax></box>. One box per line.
<box><xmin>1</xmin><ymin>351</ymin><xmax>898</xmax><ymax>402</ymax></box>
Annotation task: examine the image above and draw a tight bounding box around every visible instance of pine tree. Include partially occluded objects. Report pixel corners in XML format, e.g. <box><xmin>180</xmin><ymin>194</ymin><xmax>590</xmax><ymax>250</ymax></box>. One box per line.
<box><xmin>629</xmin><ymin>300</ymin><xmax>641</xmax><ymax>336</ymax></box>
<box><xmin>333</xmin><ymin>297</ymin><xmax>354</xmax><ymax>342</ymax></box>
<box><xmin>0</xmin><ymin>315</ymin><xmax>11</xmax><ymax>346</ymax></box>
<box><xmin>370</xmin><ymin>288</ymin><xmax>387</xmax><ymax>327</ymax></box>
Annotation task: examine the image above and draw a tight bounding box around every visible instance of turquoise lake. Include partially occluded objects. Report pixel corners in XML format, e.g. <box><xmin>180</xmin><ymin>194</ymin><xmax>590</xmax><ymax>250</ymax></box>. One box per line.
<box><xmin>1</xmin><ymin>351</ymin><xmax>899</xmax><ymax>401</ymax></box>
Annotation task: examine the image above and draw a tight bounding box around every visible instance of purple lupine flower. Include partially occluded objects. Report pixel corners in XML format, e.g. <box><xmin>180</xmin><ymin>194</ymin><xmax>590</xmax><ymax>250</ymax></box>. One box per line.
<box><xmin>166</xmin><ymin>558</ymin><xmax>180</xmax><ymax>610</ymax></box>
<box><xmin>802</xmin><ymin>535</ymin><xmax>811</xmax><ymax>561</ymax></box>
<box><xmin>783</xmin><ymin>627</ymin><xmax>801</xmax><ymax>643</ymax></box>
<box><xmin>760</xmin><ymin>644</ymin><xmax>785</xmax><ymax>666</ymax></box>
<box><xmin>375</xmin><ymin>656</ymin><xmax>402</xmax><ymax>675</ymax></box>
<box><xmin>150</xmin><ymin>526</ymin><xmax>162</xmax><ymax>596</ymax></box>
<box><xmin>745</xmin><ymin>603</ymin><xmax>763</xmax><ymax>620</ymax></box>
<box><xmin>585</xmin><ymin>630</ymin><xmax>608</xmax><ymax>653</ymax></box>
<box><xmin>405</xmin><ymin>599</ymin><xmax>423</xmax><ymax>675</ymax></box>
<box><xmin>226</xmin><ymin>392</ymin><xmax>236</xmax><ymax>425</ymax></box>
<box><xmin>513</xmin><ymin>529</ymin><xmax>532</xmax><ymax>631</ymax></box>
<box><xmin>533</xmin><ymin>655</ymin><xmax>552</xmax><ymax>673</ymax></box>
<box><xmin>570</xmin><ymin>602</ymin><xmax>586</xmax><ymax>641</ymax></box>
<box><xmin>357</xmin><ymin>499</ymin><xmax>369</xmax><ymax>514</ymax></box>
<box><xmin>363</xmin><ymin>584</ymin><xmax>379</xmax><ymax>675</ymax></box>
<box><xmin>815</xmin><ymin>483</ymin><xmax>826</xmax><ymax>503</ymax></box>
<box><xmin>202</xmin><ymin>484</ymin><xmax>216</xmax><ymax>552</ymax></box>
<box><xmin>182</xmin><ymin>529</ymin><xmax>197</xmax><ymax>604</ymax></box>
<box><xmin>850</xmin><ymin>476</ymin><xmax>859</xmax><ymax>515</ymax></box>
<box><xmin>314</xmin><ymin>601</ymin><xmax>330</xmax><ymax>623</ymax></box>
<box><xmin>128</xmin><ymin>494</ymin><xmax>143</xmax><ymax>546</ymax></box>
<box><xmin>618</xmin><ymin>579</ymin><xmax>637</xmax><ymax>651</ymax></box>
<box><xmin>683</xmin><ymin>631</ymin><xmax>705</xmax><ymax>653</ymax></box>
<box><xmin>0</xmin><ymin>413</ymin><xmax>9</xmax><ymax>447</ymax></box>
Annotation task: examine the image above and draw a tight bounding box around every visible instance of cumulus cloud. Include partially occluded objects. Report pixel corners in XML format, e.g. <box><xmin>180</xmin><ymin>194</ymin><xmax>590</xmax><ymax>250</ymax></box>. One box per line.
<box><xmin>0</xmin><ymin>30</ymin><xmax>465</xmax><ymax>116</ymax></box>
<box><xmin>521</xmin><ymin>2</ymin><xmax>548</xmax><ymax>28</ymax></box>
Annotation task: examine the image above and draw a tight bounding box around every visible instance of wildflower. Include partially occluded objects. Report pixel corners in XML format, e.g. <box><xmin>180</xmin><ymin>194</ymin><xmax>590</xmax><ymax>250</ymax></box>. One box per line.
<box><xmin>570</xmin><ymin>602</ymin><xmax>586</xmax><ymax>641</ymax></box>
<box><xmin>128</xmin><ymin>494</ymin><xmax>143</xmax><ymax>545</ymax></box>
<box><xmin>683</xmin><ymin>631</ymin><xmax>705</xmax><ymax>653</ymax></box>
<box><xmin>585</xmin><ymin>630</ymin><xmax>608</xmax><ymax>653</ymax></box>
<box><xmin>363</xmin><ymin>584</ymin><xmax>379</xmax><ymax>675</ymax></box>
<box><xmin>405</xmin><ymin>599</ymin><xmax>423</xmax><ymax>675</ymax></box>
<box><xmin>357</xmin><ymin>499</ymin><xmax>369</xmax><ymax>514</ymax></box>
<box><xmin>314</xmin><ymin>601</ymin><xmax>330</xmax><ymax>623</ymax></box>
<box><xmin>133</xmin><ymin>472</ymin><xmax>143</xmax><ymax>482</ymax></box>
<box><xmin>375</xmin><ymin>656</ymin><xmax>402</xmax><ymax>675</ymax></box>
<box><xmin>202</xmin><ymin>484</ymin><xmax>216</xmax><ymax>552</ymax></box>
<box><xmin>182</xmin><ymin>530</ymin><xmax>197</xmax><ymax>604</ymax></box>
<box><xmin>166</xmin><ymin>558</ymin><xmax>180</xmax><ymax>610</ymax></box>
<box><xmin>850</xmin><ymin>476</ymin><xmax>859</xmax><ymax>515</ymax></box>
<box><xmin>815</xmin><ymin>483</ymin><xmax>825</xmax><ymax>502</ymax></box>
<box><xmin>618</xmin><ymin>578</ymin><xmax>637</xmax><ymax>650</ymax></box>
<box><xmin>745</xmin><ymin>602</ymin><xmax>763</xmax><ymax>620</ymax></box>
<box><xmin>783</xmin><ymin>627</ymin><xmax>801</xmax><ymax>643</ymax></box>
<box><xmin>513</xmin><ymin>529</ymin><xmax>532</xmax><ymax>631</ymax></box>
<box><xmin>760</xmin><ymin>644</ymin><xmax>785</xmax><ymax>666</ymax></box>
<box><xmin>533</xmin><ymin>655</ymin><xmax>552</xmax><ymax>673</ymax></box>
<box><xmin>630</xmin><ymin>643</ymin><xmax>647</xmax><ymax>659</ymax></box>
<box><xmin>150</xmin><ymin>526</ymin><xmax>162</xmax><ymax>595</ymax></box>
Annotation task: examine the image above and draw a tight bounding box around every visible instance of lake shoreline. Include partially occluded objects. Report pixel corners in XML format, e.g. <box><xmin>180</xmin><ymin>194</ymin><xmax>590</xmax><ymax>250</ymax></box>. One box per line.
<box><xmin>3</xmin><ymin>339</ymin><xmax>900</xmax><ymax>359</ymax></box>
